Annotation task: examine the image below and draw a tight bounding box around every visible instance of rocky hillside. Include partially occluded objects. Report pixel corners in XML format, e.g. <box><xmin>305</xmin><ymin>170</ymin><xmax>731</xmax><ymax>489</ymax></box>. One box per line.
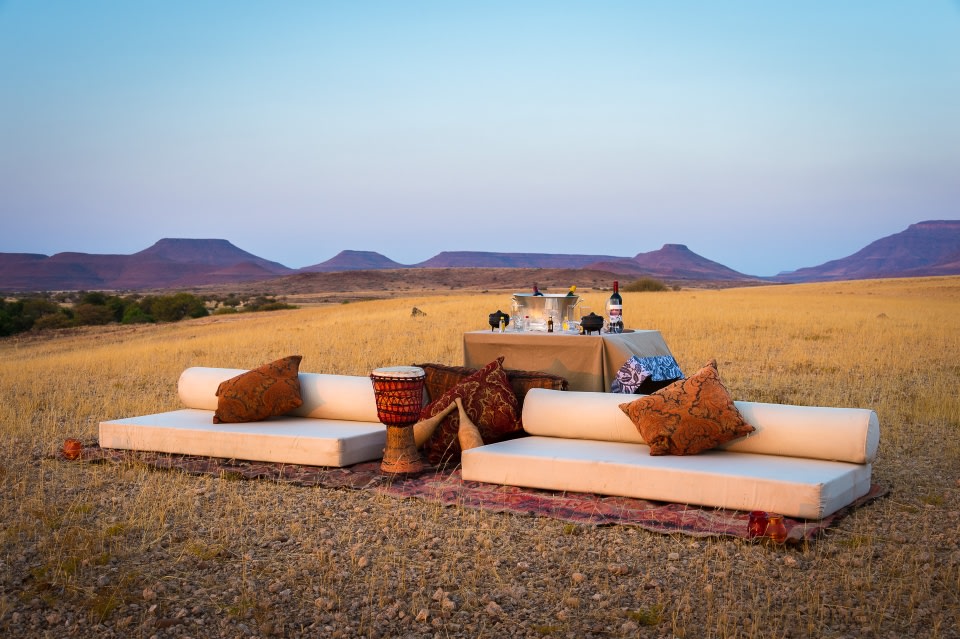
<box><xmin>583</xmin><ymin>244</ymin><xmax>758</xmax><ymax>282</ymax></box>
<box><xmin>776</xmin><ymin>220</ymin><xmax>960</xmax><ymax>282</ymax></box>
<box><xmin>0</xmin><ymin>239</ymin><xmax>293</xmax><ymax>291</ymax></box>
<box><xmin>300</xmin><ymin>250</ymin><xmax>406</xmax><ymax>272</ymax></box>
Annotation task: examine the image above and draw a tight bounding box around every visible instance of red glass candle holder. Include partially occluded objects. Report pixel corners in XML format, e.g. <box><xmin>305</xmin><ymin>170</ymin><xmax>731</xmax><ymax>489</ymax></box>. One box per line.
<box><xmin>747</xmin><ymin>511</ymin><xmax>769</xmax><ymax>539</ymax></box>
<box><xmin>63</xmin><ymin>438</ymin><xmax>83</xmax><ymax>460</ymax></box>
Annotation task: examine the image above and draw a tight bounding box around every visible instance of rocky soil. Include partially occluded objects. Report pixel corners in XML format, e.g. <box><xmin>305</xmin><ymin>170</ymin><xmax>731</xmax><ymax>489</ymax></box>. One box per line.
<box><xmin>2</xmin><ymin>456</ymin><xmax>958</xmax><ymax>639</ymax></box>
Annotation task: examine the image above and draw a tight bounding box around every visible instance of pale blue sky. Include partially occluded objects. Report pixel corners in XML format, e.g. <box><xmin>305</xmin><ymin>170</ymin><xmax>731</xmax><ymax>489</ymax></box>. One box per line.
<box><xmin>2</xmin><ymin>1</ymin><xmax>958</xmax><ymax>276</ymax></box>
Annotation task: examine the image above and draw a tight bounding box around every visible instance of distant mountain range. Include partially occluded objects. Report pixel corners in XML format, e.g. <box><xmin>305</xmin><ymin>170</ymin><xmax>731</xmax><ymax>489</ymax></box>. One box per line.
<box><xmin>774</xmin><ymin>220</ymin><xmax>960</xmax><ymax>282</ymax></box>
<box><xmin>1</xmin><ymin>221</ymin><xmax>957</xmax><ymax>292</ymax></box>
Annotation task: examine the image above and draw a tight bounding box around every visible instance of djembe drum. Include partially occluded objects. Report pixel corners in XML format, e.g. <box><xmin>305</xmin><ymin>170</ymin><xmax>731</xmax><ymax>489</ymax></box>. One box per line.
<box><xmin>370</xmin><ymin>366</ymin><xmax>428</xmax><ymax>475</ymax></box>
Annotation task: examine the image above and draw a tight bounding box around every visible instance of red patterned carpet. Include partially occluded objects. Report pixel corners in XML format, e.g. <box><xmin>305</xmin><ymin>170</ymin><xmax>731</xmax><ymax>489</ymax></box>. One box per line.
<box><xmin>65</xmin><ymin>445</ymin><xmax>887</xmax><ymax>543</ymax></box>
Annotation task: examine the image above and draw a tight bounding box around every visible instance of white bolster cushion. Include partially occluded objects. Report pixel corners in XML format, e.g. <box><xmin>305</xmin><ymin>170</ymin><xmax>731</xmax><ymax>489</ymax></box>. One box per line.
<box><xmin>177</xmin><ymin>367</ymin><xmax>379</xmax><ymax>423</ymax></box>
<box><xmin>521</xmin><ymin>388</ymin><xmax>879</xmax><ymax>464</ymax></box>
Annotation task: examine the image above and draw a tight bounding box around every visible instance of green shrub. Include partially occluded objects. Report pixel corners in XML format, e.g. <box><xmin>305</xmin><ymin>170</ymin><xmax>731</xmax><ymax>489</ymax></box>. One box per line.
<box><xmin>121</xmin><ymin>305</ymin><xmax>155</xmax><ymax>324</ymax></box>
<box><xmin>72</xmin><ymin>303</ymin><xmax>116</xmax><ymax>326</ymax></box>
<box><xmin>213</xmin><ymin>306</ymin><xmax>238</xmax><ymax>315</ymax></box>
<box><xmin>623</xmin><ymin>277</ymin><xmax>669</xmax><ymax>292</ymax></box>
<box><xmin>147</xmin><ymin>293</ymin><xmax>209</xmax><ymax>322</ymax></box>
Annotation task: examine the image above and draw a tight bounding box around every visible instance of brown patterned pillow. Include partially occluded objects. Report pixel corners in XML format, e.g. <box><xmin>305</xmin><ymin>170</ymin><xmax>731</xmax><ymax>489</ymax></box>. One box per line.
<box><xmin>619</xmin><ymin>359</ymin><xmax>754</xmax><ymax>455</ymax></box>
<box><xmin>414</xmin><ymin>362</ymin><xmax>568</xmax><ymax>413</ymax></box>
<box><xmin>213</xmin><ymin>355</ymin><xmax>304</xmax><ymax>424</ymax></box>
<box><xmin>418</xmin><ymin>357</ymin><xmax>521</xmax><ymax>465</ymax></box>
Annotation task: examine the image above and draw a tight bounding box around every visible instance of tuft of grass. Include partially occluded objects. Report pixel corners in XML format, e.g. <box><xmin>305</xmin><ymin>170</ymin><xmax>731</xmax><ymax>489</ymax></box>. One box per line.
<box><xmin>535</xmin><ymin>624</ymin><xmax>562</xmax><ymax>635</ymax></box>
<box><xmin>627</xmin><ymin>603</ymin><xmax>665</xmax><ymax>626</ymax></box>
<box><xmin>185</xmin><ymin>540</ymin><xmax>227</xmax><ymax>561</ymax></box>
<box><xmin>920</xmin><ymin>493</ymin><xmax>945</xmax><ymax>506</ymax></box>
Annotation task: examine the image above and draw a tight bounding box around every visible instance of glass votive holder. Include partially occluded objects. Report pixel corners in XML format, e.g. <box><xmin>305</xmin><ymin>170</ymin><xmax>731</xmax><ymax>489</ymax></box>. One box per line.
<box><xmin>765</xmin><ymin>514</ymin><xmax>788</xmax><ymax>544</ymax></box>
<box><xmin>63</xmin><ymin>438</ymin><xmax>83</xmax><ymax>460</ymax></box>
<box><xmin>747</xmin><ymin>511</ymin><xmax>769</xmax><ymax>539</ymax></box>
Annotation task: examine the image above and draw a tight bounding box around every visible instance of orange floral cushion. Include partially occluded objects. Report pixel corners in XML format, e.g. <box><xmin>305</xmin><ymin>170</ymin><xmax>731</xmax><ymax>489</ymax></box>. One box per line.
<box><xmin>619</xmin><ymin>360</ymin><xmax>754</xmax><ymax>455</ymax></box>
<box><xmin>419</xmin><ymin>357</ymin><xmax>520</xmax><ymax>466</ymax></box>
<box><xmin>213</xmin><ymin>355</ymin><xmax>304</xmax><ymax>423</ymax></box>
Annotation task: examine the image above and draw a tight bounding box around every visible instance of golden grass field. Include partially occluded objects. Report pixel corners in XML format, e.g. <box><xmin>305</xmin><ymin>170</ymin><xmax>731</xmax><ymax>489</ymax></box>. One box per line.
<box><xmin>1</xmin><ymin>277</ymin><xmax>958</xmax><ymax>638</ymax></box>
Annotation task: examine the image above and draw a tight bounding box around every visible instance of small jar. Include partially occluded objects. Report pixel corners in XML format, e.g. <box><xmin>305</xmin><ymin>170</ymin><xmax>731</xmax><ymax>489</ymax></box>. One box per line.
<box><xmin>747</xmin><ymin>511</ymin><xmax>769</xmax><ymax>539</ymax></box>
<box><xmin>765</xmin><ymin>514</ymin><xmax>788</xmax><ymax>544</ymax></box>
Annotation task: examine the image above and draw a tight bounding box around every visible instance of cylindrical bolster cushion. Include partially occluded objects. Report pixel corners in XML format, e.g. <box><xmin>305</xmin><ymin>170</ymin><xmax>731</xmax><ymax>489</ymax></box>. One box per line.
<box><xmin>521</xmin><ymin>388</ymin><xmax>880</xmax><ymax>464</ymax></box>
<box><xmin>177</xmin><ymin>367</ymin><xmax>379</xmax><ymax>422</ymax></box>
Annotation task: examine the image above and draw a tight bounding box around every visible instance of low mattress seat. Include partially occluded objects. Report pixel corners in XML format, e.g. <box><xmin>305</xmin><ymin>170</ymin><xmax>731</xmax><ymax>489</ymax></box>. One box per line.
<box><xmin>462</xmin><ymin>388</ymin><xmax>880</xmax><ymax>519</ymax></box>
<box><xmin>99</xmin><ymin>367</ymin><xmax>386</xmax><ymax>467</ymax></box>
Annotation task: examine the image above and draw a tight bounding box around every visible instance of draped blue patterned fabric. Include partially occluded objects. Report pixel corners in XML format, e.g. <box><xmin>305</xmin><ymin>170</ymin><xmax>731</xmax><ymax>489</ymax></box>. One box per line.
<box><xmin>638</xmin><ymin>355</ymin><xmax>684</xmax><ymax>382</ymax></box>
<box><xmin>611</xmin><ymin>355</ymin><xmax>684</xmax><ymax>394</ymax></box>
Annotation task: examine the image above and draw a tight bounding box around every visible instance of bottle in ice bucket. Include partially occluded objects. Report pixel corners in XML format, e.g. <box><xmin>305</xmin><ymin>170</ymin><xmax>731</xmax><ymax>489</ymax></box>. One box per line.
<box><xmin>606</xmin><ymin>280</ymin><xmax>623</xmax><ymax>333</ymax></box>
<box><xmin>533</xmin><ymin>284</ymin><xmax>544</xmax><ymax>296</ymax></box>
<box><xmin>566</xmin><ymin>285</ymin><xmax>577</xmax><ymax>297</ymax></box>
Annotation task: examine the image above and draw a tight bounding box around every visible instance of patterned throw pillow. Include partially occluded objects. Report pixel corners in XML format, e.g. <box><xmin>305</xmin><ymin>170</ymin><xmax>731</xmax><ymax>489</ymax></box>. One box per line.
<box><xmin>611</xmin><ymin>355</ymin><xmax>684</xmax><ymax>394</ymax></box>
<box><xmin>419</xmin><ymin>357</ymin><xmax>521</xmax><ymax>465</ymax></box>
<box><xmin>415</xmin><ymin>361</ymin><xmax>568</xmax><ymax>413</ymax></box>
<box><xmin>611</xmin><ymin>357</ymin><xmax>651</xmax><ymax>393</ymax></box>
<box><xmin>618</xmin><ymin>360</ymin><xmax>754</xmax><ymax>455</ymax></box>
<box><xmin>213</xmin><ymin>355</ymin><xmax>304</xmax><ymax>424</ymax></box>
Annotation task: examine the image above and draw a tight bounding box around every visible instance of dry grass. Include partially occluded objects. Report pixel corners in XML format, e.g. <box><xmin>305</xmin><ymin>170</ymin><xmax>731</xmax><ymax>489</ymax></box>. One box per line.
<box><xmin>1</xmin><ymin>278</ymin><xmax>958</xmax><ymax>638</ymax></box>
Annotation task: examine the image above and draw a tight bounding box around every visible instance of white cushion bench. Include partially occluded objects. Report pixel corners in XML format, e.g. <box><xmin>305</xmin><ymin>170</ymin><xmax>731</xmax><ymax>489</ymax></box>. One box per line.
<box><xmin>461</xmin><ymin>388</ymin><xmax>880</xmax><ymax>519</ymax></box>
<box><xmin>99</xmin><ymin>367</ymin><xmax>386</xmax><ymax>467</ymax></box>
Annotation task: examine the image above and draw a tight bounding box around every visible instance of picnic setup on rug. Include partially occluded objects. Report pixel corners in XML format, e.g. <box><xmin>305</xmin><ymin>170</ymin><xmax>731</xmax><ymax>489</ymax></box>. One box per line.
<box><xmin>83</xmin><ymin>286</ymin><xmax>884</xmax><ymax>543</ymax></box>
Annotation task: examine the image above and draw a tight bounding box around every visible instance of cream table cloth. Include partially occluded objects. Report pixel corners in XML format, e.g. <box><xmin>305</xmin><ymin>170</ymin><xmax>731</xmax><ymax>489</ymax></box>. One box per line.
<box><xmin>463</xmin><ymin>329</ymin><xmax>674</xmax><ymax>392</ymax></box>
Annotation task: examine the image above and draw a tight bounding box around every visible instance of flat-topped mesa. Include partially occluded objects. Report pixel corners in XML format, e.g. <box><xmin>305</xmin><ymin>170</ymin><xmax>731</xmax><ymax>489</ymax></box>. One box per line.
<box><xmin>909</xmin><ymin>220</ymin><xmax>960</xmax><ymax>231</ymax></box>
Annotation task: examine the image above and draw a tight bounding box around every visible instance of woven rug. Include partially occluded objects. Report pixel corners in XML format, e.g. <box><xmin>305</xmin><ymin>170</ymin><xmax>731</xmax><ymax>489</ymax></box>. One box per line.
<box><xmin>65</xmin><ymin>445</ymin><xmax>887</xmax><ymax>543</ymax></box>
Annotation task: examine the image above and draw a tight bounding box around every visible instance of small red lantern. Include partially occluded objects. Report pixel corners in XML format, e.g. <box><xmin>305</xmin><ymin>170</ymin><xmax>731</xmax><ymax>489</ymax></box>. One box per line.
<box><xmin>62</xmin><ymin>438</ymin><xmax>83</xmax><ymax>460</ymax></box>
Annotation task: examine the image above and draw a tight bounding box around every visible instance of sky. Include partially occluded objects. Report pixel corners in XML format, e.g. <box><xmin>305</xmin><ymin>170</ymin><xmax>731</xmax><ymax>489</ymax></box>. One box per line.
<box><xmin>1</xmin><ymin>1</ymin><xmax>958</xmax><ymax>277</ymax></box>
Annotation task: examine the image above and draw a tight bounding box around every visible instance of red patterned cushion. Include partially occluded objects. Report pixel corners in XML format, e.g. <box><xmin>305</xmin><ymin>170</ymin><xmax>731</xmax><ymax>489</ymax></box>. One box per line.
<box><xmin>213</xmin><ymin>355</ymin><xmax>304</xmax><ymax>424</ymax></box>
<box><xmin>419</xmin><ymin>357</ymin><xmax>521</xmax><ymax>465</ymax></box>
<box><xmin>414</xmin><ymin>362</ymin><xmax>568</xmax><ymax>413</ymax></box>
<box><xmin>619</xmin><ymin>360</ymin><xmax>754</xmax><ymax>456</ymax></box>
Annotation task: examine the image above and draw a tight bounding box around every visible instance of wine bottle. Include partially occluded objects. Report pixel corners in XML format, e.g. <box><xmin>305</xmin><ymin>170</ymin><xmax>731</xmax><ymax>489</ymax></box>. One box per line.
<box><xmin>606</xmin><ymin>280</ymin><xmax>623</xmax><ymax>333</ymax></box>
<box><xmin>533</xmin><ymin>284</ymin><xmax>544</xmax><ymax>296</ymax></box>
<box><xmin>566</xmin><ymin>285</ymin><xmax>577</xmax><ymax>297</ymax></box>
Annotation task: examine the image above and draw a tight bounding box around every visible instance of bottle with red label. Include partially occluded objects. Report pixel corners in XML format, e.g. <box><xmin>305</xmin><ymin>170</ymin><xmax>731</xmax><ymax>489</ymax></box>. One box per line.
<box><xmin>606</xmin><ymin>280</ymin><xmax>623</xmax><ymax>333</ymax></box>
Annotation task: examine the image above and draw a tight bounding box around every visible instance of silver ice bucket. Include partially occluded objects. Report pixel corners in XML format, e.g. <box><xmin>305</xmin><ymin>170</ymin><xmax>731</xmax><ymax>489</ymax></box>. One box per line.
<box><xmin>511</xmin><ymin>293</ymin><xmax>581</xmax><ymax>328</ymax></box>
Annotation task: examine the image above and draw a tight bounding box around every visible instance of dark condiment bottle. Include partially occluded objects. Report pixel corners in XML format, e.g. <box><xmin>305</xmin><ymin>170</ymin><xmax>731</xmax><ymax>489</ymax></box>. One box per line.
<box><xmin>547</xmin><ymin>316</ymin><xmax>554</xmax><ymax>332</ymax></box>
